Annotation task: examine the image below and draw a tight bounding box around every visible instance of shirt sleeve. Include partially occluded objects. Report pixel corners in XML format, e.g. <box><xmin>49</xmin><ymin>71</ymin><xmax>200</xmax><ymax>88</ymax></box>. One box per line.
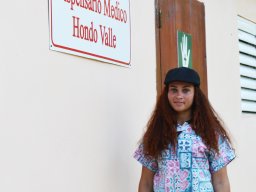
<box><xmin>208</xmin><ymin>135</ymin><xmax>236</xmax><ymax>173</ymax></box>
<box><xmin>133</xmin><ymin>144</ymin><xmax>158</xmax><ymax>172</ymax></box>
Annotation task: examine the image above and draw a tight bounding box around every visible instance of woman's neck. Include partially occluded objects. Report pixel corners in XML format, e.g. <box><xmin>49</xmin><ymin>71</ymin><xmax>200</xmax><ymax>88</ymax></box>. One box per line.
<box><xmin>177</xmin><ymin>111</ymin><xmax>191</xmax><ymax>125</ymax></box>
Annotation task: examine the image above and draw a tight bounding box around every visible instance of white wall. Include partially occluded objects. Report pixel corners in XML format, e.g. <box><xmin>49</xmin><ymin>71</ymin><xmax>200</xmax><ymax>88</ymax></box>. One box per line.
<box><xmin>202</xmin><ymin>0</ymin><xmax>256</xmax><ymax>191</ymax></box>
<box><xmin>236</xmin><ymin>0</ymin><xmax>256</xmax><ymax>22</ymax></box>
<box><xmin>0</xmin><ymin>0</ymin><xmax>157</xmax><ymax>191</ymax></box>
<box><xmin>233</xmin><ymin>0</ymin><xmax>256</xmax><ymax>191</ymax></box>
<box><xmin>1</xmin><ymin>0</ymin><xmax>256</xmax><ymax>191</ymax></box>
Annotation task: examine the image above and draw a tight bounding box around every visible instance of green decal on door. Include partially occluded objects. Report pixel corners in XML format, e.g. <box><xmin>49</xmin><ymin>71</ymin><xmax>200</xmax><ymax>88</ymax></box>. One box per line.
<box><xmin>177</xmin><ymin>31</ymin><xmax>192</xmax><ymax>68</ymax></box>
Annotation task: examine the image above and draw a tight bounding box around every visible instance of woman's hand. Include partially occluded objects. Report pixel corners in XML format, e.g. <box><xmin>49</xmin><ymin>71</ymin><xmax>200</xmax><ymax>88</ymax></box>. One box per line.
<box><xmin>212</xmin><ymin>166</ymin><xmax>231</xmax><ymax>192</ymax></box>
<box><xmin>138</xmin><ymin>166</ymin><xmax>154</xmax><ymax>192</ymax></box>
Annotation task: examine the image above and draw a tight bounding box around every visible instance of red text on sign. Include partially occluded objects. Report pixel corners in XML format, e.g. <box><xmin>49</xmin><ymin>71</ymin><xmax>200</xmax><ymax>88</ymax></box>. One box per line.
<box><xmin>99</xmin><ymin>25</ymin><xmax>117</xmax><ymax>48</ymax></box>
<box><xmin>72</xmin><ymin>16</ymin><xmax>98</xmax><ymax>43</ymax></box>
<box><xmin>64</xmin><ymin>0</ymin><xmax>102</xmax><ymax>14</ymax></box>
<box><xmin>104</xmin><ymin>0</ymin><xmax>127</xmax><ymax>23</ymax></box>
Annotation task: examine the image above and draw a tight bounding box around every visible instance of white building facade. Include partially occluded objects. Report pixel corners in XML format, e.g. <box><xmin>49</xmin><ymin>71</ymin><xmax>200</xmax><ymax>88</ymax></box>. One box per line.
<box><xmin>0</xmin><ymin>0</ymin><xmax>255</xmax><ymax>191</ymax></box>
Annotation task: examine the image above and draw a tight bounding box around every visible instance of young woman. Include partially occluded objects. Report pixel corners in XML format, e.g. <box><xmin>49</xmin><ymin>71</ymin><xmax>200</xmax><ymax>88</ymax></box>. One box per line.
<box><xmin>134</xmin><ymin>67</ymin><xmax>235</xmax><ymax>192</ymax></box>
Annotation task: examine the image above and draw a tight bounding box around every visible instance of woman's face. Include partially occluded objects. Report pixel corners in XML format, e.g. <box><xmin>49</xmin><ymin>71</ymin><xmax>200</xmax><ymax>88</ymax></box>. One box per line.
<box><xmin>168</xmin><ymin>82</ymin><xmax>195</xmax><ymax>116</ymax></box>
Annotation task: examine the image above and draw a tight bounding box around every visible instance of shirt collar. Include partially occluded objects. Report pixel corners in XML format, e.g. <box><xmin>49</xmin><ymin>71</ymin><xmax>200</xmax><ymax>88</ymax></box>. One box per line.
<box><xmin>176</xmin><ymin>121</ymin><xmax>192</xmax><ymax>132</ymax></box>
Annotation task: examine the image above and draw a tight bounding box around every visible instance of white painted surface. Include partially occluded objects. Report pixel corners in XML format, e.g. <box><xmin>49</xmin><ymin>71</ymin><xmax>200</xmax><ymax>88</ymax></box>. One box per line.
<box><xmin>0</xmin><ymin>0</ymin><xmax>156</xmax><ymax>191</ymax></box>
<box><xmin>202</xmin><ymin>0</ymin><xmax>256</xmax><ymax>191</ymax></box>
<box><xmin>0</xmin><ymin>0</ymin><xmax>256</xmax><ymax>192</ymax></box>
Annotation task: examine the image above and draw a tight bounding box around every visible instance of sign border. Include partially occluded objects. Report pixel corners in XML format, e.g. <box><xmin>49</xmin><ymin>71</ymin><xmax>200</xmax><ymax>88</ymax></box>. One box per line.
<box><xmin>49</xmin><ymin>0</ymin><xmax>131</xmax><ymax>66</ymax></box>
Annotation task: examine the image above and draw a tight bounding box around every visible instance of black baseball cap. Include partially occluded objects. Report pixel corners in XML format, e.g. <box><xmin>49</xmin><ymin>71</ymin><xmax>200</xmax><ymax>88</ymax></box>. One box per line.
<box><xmin>164</xmin><ymin>67</ymin><xmax>200</xmax><ymax>86</ymax></box>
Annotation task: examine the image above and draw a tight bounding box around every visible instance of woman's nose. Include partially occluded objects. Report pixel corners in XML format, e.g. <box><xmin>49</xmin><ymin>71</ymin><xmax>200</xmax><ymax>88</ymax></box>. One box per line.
<box><xmin>176</xmin><ymin>91</ymin><xmax>183</xmax><ymax>98</ymax></box>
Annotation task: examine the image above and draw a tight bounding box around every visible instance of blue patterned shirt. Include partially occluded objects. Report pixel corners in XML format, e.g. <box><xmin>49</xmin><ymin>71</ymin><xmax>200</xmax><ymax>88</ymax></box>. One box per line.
<box><xmin>134</xmin><ymin>122</ymin><xmax>235</xmax><ymax>192</ymax></box>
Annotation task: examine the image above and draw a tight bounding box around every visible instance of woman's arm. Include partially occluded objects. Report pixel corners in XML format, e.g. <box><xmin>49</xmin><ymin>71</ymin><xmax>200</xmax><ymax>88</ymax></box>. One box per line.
<box><xmin>212</xmin><ymin>166</ymin><xmax>230</xmax><ymax>192</ymax></box>
<box><xmin>138</xmin><ymin>166</ymin><xmax>154</xmax><ymax>192</ymax></box>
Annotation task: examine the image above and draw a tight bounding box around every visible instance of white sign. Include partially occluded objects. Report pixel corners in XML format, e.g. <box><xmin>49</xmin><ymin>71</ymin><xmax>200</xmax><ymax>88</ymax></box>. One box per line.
<box><xmin>49</xmin><ymin>0</ymin><xmax>131</xmax><ymax>66</ymax></box>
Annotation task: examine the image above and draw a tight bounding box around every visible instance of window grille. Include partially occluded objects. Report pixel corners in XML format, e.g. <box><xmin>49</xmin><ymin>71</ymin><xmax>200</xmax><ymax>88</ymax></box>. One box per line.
<box><xmin>237</xmin><ymin>16</ymin><xmax>256</xmax><ymax>113</ymax></box>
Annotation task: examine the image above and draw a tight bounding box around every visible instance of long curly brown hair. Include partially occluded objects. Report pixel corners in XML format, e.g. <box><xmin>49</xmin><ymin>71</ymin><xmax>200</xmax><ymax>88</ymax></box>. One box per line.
<box><xmin>142</xmin><ymin>85</ymin><xmax>232</xmax><ymax>158</ymax></box>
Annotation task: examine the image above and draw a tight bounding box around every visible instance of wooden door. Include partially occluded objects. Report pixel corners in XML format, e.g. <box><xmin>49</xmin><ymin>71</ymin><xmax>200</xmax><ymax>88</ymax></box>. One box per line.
<box><xmin>155</xmin><ymin>0</ymin><xmax>208</xmax><ymax>96</ymax></box>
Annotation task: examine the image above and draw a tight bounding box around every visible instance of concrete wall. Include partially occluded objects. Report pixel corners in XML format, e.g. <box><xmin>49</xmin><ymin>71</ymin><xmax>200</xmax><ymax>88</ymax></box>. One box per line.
<box><xmin>233</xmin><ymin>0</ymin><xmax>256</xmax><ymax>191</ymax></box>
<box><xmin>0</xmin><ymin>0</ymin><xmax>255</xmax><ymax>191</ymax></box>
<box><xmin>0</xmin><ymin>0</ymin><xmax>156</xmax><ymax>191</ymax></box>
<box><xmin>202</xmin><ymin>0</ymin><xmax>256</xmax><ymax>191</ymax></box>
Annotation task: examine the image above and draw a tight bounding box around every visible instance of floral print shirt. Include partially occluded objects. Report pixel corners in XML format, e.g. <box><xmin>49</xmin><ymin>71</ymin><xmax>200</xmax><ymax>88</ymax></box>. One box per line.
<box><xmin>134</xmin><ymin>122</ymin><xmax>235</xmax><ymax>192</ymax></box>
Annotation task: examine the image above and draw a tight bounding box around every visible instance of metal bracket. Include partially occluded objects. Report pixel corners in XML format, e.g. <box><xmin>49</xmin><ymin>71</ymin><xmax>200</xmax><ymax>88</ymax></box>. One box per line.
<box><xmin>156</xmin><ymin>8</ymin><xmax>162</xmax><ymax>28</ymax></box>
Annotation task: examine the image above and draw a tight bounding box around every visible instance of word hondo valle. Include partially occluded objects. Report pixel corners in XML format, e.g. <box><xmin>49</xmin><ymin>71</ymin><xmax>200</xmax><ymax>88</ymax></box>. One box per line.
<box><xmin>64</xmin><ymin>0</ymin><xmax>128</xmax><ymax>49</ymax></box>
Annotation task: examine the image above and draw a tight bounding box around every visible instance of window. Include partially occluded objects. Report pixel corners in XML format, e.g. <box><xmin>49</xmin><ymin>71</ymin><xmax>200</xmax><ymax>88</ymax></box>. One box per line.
<box><xmin>238</xmin><ymin>16</ymin><xmax>256</xmax><ymax>113</ymax></box>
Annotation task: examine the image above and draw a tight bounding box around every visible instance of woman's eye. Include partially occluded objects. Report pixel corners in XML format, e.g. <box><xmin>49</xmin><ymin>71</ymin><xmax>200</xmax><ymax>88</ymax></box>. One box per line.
<box><xmin>182</xmin><ymin>89</ymin><xmax>190</xmax><ymax>93</ymax></box>
<box><xmin>170</xmin><ymin>88</ymin><xmax>177</xmax><ymax>93</ymax></box>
